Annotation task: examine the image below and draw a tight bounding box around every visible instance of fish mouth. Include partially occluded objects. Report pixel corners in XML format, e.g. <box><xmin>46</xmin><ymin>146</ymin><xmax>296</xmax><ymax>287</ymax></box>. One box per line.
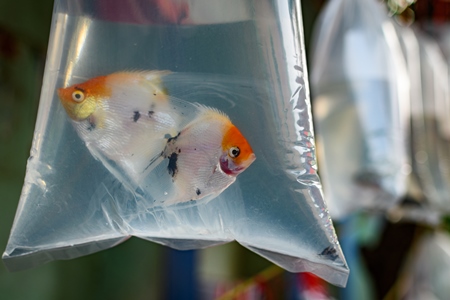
<box><xmin>220</xmin><ymin>153</ymin><xmax>256</xmax><ymax>176</ymax></box>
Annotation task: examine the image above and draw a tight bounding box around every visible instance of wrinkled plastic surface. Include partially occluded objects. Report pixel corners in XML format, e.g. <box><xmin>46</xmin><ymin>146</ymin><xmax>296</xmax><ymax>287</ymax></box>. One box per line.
<box><xmin>310</xmin><ymin>0</ymin><xmax>410</xmax><ymax>219</ymax></box>
<box><xmin>3</xmin><ymin>0</ymin><xmax>349</xmax><ymax>287</ymax></box>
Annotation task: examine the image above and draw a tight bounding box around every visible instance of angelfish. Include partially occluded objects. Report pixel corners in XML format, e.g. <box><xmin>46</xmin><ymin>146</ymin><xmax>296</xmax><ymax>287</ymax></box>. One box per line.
<box><xmin>57</xmin><ymin>71</ymin><xmax>256</xmax><ymax>205</ymax></box>
<box><xmin>57</xmin><ymin>71</ymin><xmax>183</xmax><ymax>185</ymax></box>
<box><xmin>158</xmin><ymin>106</ymin><xmax>256</xmax><ymax>204</ymax></box>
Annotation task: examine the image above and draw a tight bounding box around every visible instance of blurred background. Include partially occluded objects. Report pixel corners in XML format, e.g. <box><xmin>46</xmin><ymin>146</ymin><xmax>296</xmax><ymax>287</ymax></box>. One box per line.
<box><xmin>1</xmin><ymin>0</ymin><xmax>450</xmax><ymax>299</ymax></box>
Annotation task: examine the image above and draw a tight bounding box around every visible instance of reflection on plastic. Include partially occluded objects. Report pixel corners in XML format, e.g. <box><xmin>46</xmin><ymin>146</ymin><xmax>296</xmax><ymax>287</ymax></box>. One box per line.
<box><xmin>3</xmin><ymin>0</ymin><xmax>349</xmax><ymax>287</ymax></box>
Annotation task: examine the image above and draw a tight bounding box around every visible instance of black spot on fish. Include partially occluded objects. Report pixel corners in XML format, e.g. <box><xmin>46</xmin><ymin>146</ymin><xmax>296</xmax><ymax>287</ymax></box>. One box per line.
<box><xmin>167</xmin><ymin>132</ymin><xmax>180</xmax><ymax>143</ymax></box>
<box><xmin>153</xmin><ymin>92</ymin><xmax>157</xmax><ymax>96</ymax></box>
<box><xmin>319</xmin><ymin>246</ymin><xmax>338</xmax><ymax>261</ymax></box>
<box><xmin>148</xmin><ymin>110</ymin><xmax>155</xmax><ymax>117</ymax></box>
<box><xmin>196</xmin><ymin>188</ymin><xmax>201</xmax><ymax>196</ymax></box>
<box><xmin>133</xmin><ymin>111</ymin><xmax>141</xmax><ymax>122</ymax></box>
<box><xmin>87</xmin><ymin>118</ymin><xmax>96</xmax><ymax>131</ymax></box>
<box><xmin>167</xmin><ymin>153</ymin><xmax>178</xmax><ymax>178</ymax></box>
<box><xmin>178</xmin><ymin>149</ymin><xmax>181</xmax><ymax>153</ymax></box>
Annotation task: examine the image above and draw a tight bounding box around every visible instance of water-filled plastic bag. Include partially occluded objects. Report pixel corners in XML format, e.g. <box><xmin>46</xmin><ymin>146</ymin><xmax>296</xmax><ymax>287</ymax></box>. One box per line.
<box><xmin>2</xmin><ymin>0</ymin><xmax>349</xmax><ymax>286</ymax></box>
<box><xmin>410</xmin><ymin>30</ymin><xmax>450</xmax><ymax>214</ymax></box>
<box><xmin>388</xmin><ymin>24</ymin><xmax>450</xmax><ymax>222</ymax></box>
<box><xmin>311</xmin><ymin>0</ymin><xmax>410</xmax><ymax>219</ymax></box>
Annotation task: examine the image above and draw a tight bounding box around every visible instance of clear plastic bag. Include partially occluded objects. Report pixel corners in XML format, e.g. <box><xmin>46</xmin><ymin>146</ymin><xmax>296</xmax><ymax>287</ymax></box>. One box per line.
<box><xmin>428</xmin><ymin>24</ymin><xmax>450</xmax><ymax>140</ymax></box>
<box><xmin>3</xmin><ymin>0</ymin><xmax>349</xmax><ymax>286</ymax></box>
<box><xmin>406</xmin><ymin>28</ymin><xmax>450</xmax><ymax>215</ymax></box>
<box><xmin>384</xmin><ymin>24</ymin><xmax>450</xmax><ymax>224</ymax></box>
<box><xmin>310</xmin><ymin>0</ymin><xmax>410</xmax><ymax>219</ymax></box>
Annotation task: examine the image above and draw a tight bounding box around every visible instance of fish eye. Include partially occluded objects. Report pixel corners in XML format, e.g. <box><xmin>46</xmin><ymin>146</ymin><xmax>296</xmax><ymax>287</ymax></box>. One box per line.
<box><xmin>229</xmin><ymin>146</ymin><xmax>240</xmax><ymax>158</ymax></box>
<box><xmin>72</xmin><ymin>90</ymin><xmax>85</xmax><ymax>102</ymax></box>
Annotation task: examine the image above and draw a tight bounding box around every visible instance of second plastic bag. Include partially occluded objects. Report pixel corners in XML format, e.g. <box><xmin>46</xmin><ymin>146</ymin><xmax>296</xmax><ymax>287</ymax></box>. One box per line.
<box><xmin>411</xmin><ymin>30</ymin><xmax>450</xmax><ymax>214</ymax></box>
<box><xmin>311</xmin><ymin>0</ymin><xmax>410</xmax><ymax>219</ymax></box>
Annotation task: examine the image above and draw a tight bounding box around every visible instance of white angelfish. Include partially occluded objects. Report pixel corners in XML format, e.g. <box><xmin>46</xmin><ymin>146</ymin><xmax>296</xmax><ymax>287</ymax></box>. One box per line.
<box><xmin>58</xmin><ymin>71</ymin><xmax>256</xmax><ymax>205</ymax></box>
<box><xmin>157</xmin><ymin>106</ymin><xmax>256</xmax><ymax>204</ymax></box>
<box><xmin>57</xmin><ymin>71</ymin><xmax>183</xmax><ymax>184</ymax></box>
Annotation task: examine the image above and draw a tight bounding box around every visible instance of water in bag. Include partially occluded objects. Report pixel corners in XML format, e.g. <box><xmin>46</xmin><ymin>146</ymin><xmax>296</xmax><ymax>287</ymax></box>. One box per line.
<box><xmin>3</xmin><ymin>0</ymin><xmax>349</xmax><ymax>286</ymax></box>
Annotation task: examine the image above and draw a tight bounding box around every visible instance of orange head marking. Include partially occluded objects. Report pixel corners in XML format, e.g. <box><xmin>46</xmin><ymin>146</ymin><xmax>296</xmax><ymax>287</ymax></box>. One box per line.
<box><xmin>220</xmin><ymin>124</ymin><xmax>256</xmax><ymax>175</ymax></box>
<box><xmin>57</xmin><ymin>75</ymin><xmax>110</xmax><ymax>121</ymax></box>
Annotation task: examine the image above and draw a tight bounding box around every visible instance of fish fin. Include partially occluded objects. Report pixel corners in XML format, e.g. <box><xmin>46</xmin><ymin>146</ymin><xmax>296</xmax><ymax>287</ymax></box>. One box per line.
<box><xmin>138</xmin><ymin>157</ymin><xmax>180</xmax><ymax>205</ymax></box>
<box><xmin>138</xmin><ymin>70</ymin><xmax>171</xmax><ymax>84</ymax></box>
<box><xmin>192</xmin><ymin>103</ymin><xmax>230</xmax><ymax>119</ymax></box>
<box><xmin>74</xmin><ymin>113</ymin><xmax>175</xmax><ymax>187</ymax></box>
<box><xmin>87</xmin><ymin>146</ymin><xmax>139</xmax><ymax>192</ymax></box>
<box><xmin>118</xmin><ymin>137</ymin><xmax>167</xmax><ymax>184</ymax></box>
<box><xmin>87</xmin><ymin>132</ymin><xmax>169</xmax><ymax>188</ymax></box>
<box><xmin>164</xmin><ymin>96</ymin><xmax>203</xmax><ymax>127</ymax></box>
<box><xmin>163</xmin><ymin>96</ymin><xmax>232</xmax><ymax>132</ymax></box>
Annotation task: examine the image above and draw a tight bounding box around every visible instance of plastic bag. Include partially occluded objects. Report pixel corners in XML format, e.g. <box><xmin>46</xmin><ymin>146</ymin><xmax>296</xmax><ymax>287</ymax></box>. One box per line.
<box><xmin>427</xmin><ymin>24</ymin><xmax>450</xmax><ymax>139</ymax></box>
<box><xmin>406</xmin><ymin>28</ymin><xmax>450</xmax><ymax>214</ymax></box>
<box><xmin>385</xmin><ymin>24</ymin><xmax>450</xmax><ymax>224</ymax></box>
<box><xmin>310</xmin><ymin>0</ymin><xmax>410</xmax><ymax>219</ymax></box>
<box><xmin>3</xmin><ymin>0</ymin><xmax>349</xmax><ymax>286</ymax></box>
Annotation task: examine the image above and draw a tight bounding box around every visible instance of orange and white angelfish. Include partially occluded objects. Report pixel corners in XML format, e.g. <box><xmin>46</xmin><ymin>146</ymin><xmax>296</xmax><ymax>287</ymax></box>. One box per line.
<box><xmin>57</xmin><ymin>71</ymin><xmax>256</xmax><ymax>205</ymax></box>
<box><xmin>159</xmin><ymin>106</ymin><xmax>256</xmax><ymax>204</ymax></box>
<box><xmin>57</xmin><ymin>71</ymin><xmax>184</xmax><ymax>185</ymax></box>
